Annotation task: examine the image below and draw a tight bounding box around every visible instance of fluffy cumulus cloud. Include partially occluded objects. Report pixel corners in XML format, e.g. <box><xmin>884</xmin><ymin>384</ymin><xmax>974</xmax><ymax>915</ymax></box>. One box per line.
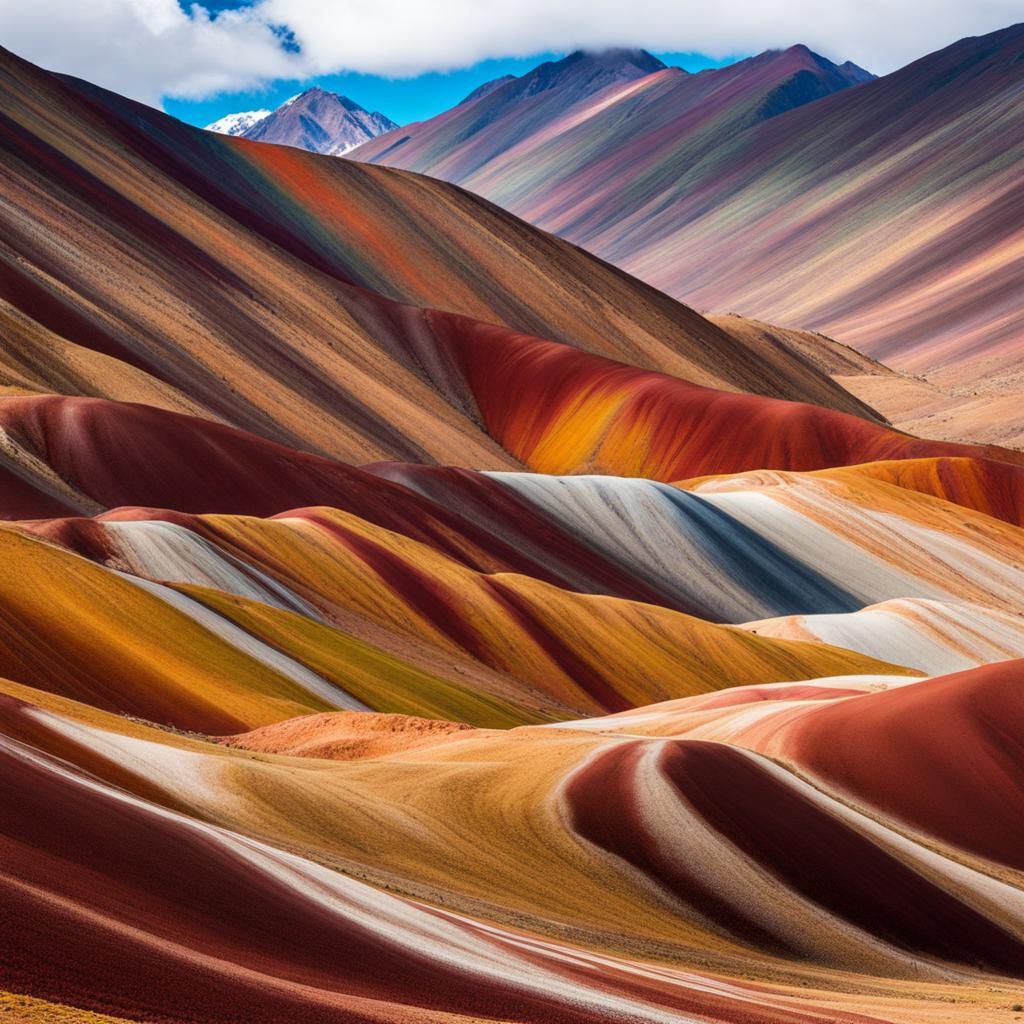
<box><xmin>0</xmin><ymin>0</ymin><xmax>302</xmax><ymax>104</ymax></box>
<box><xmin>1</xmin><ymin>0</ymin><xmax>1021</xmax><ymax>105</ymax></box>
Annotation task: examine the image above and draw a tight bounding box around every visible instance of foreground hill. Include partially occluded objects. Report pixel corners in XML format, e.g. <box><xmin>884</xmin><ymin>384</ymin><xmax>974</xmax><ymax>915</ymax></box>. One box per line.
<box><xmin>3</xmin><ymin>659</ymin><xmax>1024</xmax><ymax>1022</ymax></box>
<box><xmin>355</xmin><ymin>26</ymin><xmax>1024</xmax><ymax>391</ymax></box>
<box><xmin>5</xmin><ymin>446</ymin><xmax>1024</xmax><ymax>1016</ymax></box>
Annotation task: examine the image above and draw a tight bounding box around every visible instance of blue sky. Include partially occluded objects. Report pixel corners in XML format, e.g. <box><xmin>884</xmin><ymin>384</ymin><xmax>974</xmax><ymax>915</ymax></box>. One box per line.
<box><xmin>166</xmin><ymin>50</ymin><xmax>741</xmax><ymax>129</ymax></box>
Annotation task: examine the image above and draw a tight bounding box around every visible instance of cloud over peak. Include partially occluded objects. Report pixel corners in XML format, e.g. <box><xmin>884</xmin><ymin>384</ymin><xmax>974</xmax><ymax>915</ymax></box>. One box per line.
<box><xmin>0</xmin><ymin>0</ymin><xmax>1019</xmax><ymax>106</ymax></box>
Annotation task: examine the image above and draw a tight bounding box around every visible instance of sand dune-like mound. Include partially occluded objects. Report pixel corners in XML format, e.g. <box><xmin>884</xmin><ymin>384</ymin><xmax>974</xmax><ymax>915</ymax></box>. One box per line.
<box><xmin>221</xmin><ymin>711</ymin><xmax>475</xmax><ymax>760</ymax></box>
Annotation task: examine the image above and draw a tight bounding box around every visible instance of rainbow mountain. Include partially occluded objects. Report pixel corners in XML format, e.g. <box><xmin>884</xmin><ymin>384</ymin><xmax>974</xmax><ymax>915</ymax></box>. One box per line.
<box><xmin>2</xmin><ymin>40</ymin><xmax>1024</xmax><ymax>1024</ymax></box>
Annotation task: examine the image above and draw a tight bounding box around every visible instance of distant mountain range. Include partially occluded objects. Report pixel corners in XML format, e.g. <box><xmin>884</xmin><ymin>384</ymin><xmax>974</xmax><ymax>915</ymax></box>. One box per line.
<box><xmin>358</xmin><ymin>46</ymin><xmax>872</xmax><ymax>173</ymax></box>
<box><xmin>208</xmin><ymin>87</ymin><xmax>397</xmax><ymax>155</ymax></box>
<box><xmin>351</xmin><ymin>29</ymin><xmax>1023</xmax><ymax>394</ymax></box>
<box><xmin>198</xmin><ymin>33</ymin><xmax>1023</xmax><ymax>401</ymax></box>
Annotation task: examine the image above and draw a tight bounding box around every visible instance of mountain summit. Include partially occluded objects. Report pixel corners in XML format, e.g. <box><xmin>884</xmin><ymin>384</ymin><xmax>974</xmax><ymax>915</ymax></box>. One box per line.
<box><xmin>473</xmin><ymin>48</ymin><xmax>668</xmax><ymax>112</ymax></box>
<box><xmin>357</xmin><ymin>48</ymin><xmax>673</xmax><ymax>177</ymax></box>
<box><xmin>220</xmin><ymin>87</ymin><xmax>398</xmax><ymax>156</ymax></box>
<box><xmin>508</xmin><ymin>47</ymin><xmax>667</xmax><ymax>99</ymax></box>
<box><xmin>205</xmin><ymin>108</ymin><xmax>272</xmax><ymax>136</ymax></box>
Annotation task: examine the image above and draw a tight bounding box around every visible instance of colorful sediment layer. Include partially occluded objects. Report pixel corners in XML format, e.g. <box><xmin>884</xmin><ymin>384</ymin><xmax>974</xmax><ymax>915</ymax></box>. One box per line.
<box><xmin>1</xmin><ymin>36</ymin><xmax>1023</xmax><ymax>1024</ymax></box>
<box><xmin>4</xmin><ymin>426</ymin><xmax>1024</xmax><ymax>1020</ymax></box>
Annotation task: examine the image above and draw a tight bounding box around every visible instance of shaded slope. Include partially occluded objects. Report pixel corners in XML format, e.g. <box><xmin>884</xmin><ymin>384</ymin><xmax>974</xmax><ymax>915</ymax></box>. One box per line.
<box><xmin>566</xmin><ymin>738</ymin><xmax>1024</xmax><ymax>975</ymax></box>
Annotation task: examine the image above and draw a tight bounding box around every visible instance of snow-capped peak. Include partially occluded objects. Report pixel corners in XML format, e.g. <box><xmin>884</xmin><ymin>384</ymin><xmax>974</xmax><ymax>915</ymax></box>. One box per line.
<box><xmin>204</xmin><ymin>109</ymin><xmax>272</xmax><ymax>137</ymax></box>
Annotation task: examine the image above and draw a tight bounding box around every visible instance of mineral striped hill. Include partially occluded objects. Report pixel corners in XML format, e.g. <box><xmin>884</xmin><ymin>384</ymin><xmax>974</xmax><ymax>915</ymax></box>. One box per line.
<box><xmin>2</xmin><ymin>39</ymin><xmax>1024</xmax><ymax>1024</ymax></box>
<box><xmin>355</xmin><ymin>25</ymin><xmax>1024</xmax><ymax>408</ymax></box>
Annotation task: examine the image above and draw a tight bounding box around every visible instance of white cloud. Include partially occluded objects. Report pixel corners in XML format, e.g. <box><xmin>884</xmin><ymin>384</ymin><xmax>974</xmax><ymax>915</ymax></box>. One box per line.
<box><xmin>261</xmin><ymin>0</ymin><xmax>1023</xmax><ymax>77</ymax></box>
<box><xmin>0</xmin><ymin>0</ymin><xmax>301</xmax><ymax>105</ymax></box>
<box><xmin>0</xmin><ymin>0</ymin><xmax>1020</xmax><ymax>106</ymax></box>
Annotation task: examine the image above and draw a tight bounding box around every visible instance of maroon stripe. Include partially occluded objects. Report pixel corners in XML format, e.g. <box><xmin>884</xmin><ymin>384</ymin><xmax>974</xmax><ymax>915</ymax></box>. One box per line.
<box><xmin>564</xmin><ymin>740</ymin><xmax>795</xmax><ymax>950</ymax></box>
<box><xmin>664</xmin><ymin>741</ymin><xmax>1024</xmax><ymax>975</ymax></box>
<box><xmin>483</xmin><ymin>577</ymin><xmax>631</xmax><ymax>711</ymax></box>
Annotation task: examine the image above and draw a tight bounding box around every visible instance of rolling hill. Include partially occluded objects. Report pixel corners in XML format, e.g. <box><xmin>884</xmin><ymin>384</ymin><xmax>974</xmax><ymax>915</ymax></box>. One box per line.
<box><xmin>3</xmin><ymin>37</ymin><xmax>1024</xmax><ymax>1024</ymax></box>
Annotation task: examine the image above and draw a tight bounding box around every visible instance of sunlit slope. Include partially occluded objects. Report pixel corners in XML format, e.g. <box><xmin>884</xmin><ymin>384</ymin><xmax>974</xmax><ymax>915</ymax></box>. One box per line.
<box><xmin>2</xmin><ymin>663</ymin><xmax>1023</xmax><ymax>1021</ymax></box>
<box><xmin>0</xmin><ymin>42</ymin><xmax>883</xmax><ymax>473</ymax></box>
<box><xmin>359</xmin><ymin>25</ymin><xmax>1024</xmax><ymax>384</ymax></box>
<box><xmin>6</xmin><ymin>679</ymin><xmax>943</xmax><ymax>1024</ymax></box>
<box><xmin>422</xmin><ymin>321</ymin><xmax>1024</xmax><ymax>479</ymax></box>
<box><xmin>0</xmin><ymin>507</ymin><xmax>907</xmax><ymax>730</ymax></box>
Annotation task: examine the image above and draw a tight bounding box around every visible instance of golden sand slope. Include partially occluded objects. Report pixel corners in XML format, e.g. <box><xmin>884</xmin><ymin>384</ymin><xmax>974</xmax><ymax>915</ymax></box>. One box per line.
<box><xmin>3</xmin><ymin>674</ymin><xmax>1024</xmax><ymax>1024</ymax></box>
<box><xmin>0</xmin><ymin>514</ymin><xmax>907</xmax><ymax>731</ymax></box>
<box><xmin>0</xmin><ymin>991</ymin><xmax>135</xmax><ymax>1023</ymax></box>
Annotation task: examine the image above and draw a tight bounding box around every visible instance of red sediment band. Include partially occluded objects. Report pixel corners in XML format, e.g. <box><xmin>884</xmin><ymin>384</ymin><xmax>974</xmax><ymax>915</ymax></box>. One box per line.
<box><xmin>773</xmin><ymin>659</ymin><xmax>1024</xmax><ymax>871</ymax></box>
<box><xmin>482</xmin><ymin>578</ymin><xmax>632</xmax><ymax>712</ymax></box>
<box><xmin>661</xmin><ymin>741</ymin><xmax>1024</xmax><ymax>975</ymax></box>
<box><xmin>297</xmin><ymin>511</ymin><xmax>494</xmax><ymax>663</ymax></box>
<box><xmin>0</xmin><ymin>460</ymin><xmax>78</xmax><ymax>520</ymax></box>
<box><xmin>433</xmin><ymin>315</ymin><xmax>1024</xmax><ymax>487</ymax></box>
<box><xmin>564</xmin><ymin>740</ymin><xmax>796</xmax><ymax>952</ymax></box>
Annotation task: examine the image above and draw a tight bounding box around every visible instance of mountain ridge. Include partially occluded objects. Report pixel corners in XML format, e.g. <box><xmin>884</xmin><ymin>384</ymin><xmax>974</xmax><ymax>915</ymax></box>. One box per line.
<box><xmin>353</xmin><ymin>24</ymin><xmax>1024</xmax><ymax>392</ymax></box>
<box><xmin>0</xmin><ymin>41</ymin><xmax>888</xmax><ymax>475</ymax></box>
<box><xmin>354</xmin><ymin>44</ymin><xmax>870</xmax><ymax>176</ymax></box>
